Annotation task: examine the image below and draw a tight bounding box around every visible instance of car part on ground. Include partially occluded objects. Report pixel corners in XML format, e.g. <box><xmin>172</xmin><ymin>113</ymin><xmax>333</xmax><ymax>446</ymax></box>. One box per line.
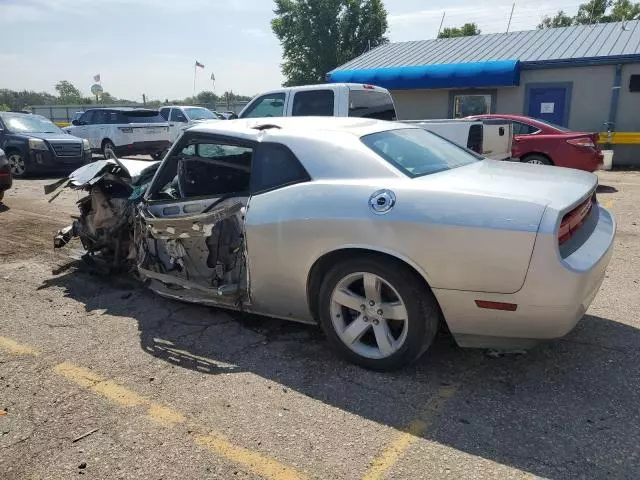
<box><xmin>48</xmin><ymin>117</ymin><xmax>615</xmax><ymax>370</ymax></box>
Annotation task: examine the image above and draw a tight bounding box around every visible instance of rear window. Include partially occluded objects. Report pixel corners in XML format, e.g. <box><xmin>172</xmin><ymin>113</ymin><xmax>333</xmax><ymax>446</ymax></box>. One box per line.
<box><xmin>348</xmin><ymin>89</ymin><xmax>396</xmax><ymax>120</ymax></box>
<box><xmin>292</xmin><ymin>90</ymin><xmax>335</xmax><ymax>116</ymax></box>
<box><xmin>121</xmin><ymin>111</ymin><xmax>165</xmax><ymax>124</ymax></box>
<box><xmin>361</xmin><ymin>128</ymin><xmax>481</xmax><ymax>178</ymax></box>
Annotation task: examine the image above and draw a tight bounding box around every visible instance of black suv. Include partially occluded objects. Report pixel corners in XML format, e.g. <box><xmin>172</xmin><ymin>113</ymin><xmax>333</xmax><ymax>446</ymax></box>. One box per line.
<box><xmin>0</xmin><ymin>112</ymin><xmax>92</xmax><ymax>178</ymax></box>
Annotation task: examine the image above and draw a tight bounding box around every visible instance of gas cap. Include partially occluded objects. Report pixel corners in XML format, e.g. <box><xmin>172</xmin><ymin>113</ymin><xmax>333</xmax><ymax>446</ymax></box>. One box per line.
<box><xmin>369</xmin><ymin>189</ymin><xmax>396</xmax><ymax>214</ymax></box>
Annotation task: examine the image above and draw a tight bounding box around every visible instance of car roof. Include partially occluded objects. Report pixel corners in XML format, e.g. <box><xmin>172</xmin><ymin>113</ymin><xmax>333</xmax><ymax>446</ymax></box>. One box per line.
<box><xmin>186</xmin><ymin>116</ymin><xmax>412</xmax><ymax>140</ymax></box>
<box><xmin>86</xmin><ymin>107</ymin><xmax>158</xmax><ymax>112</ymax></box>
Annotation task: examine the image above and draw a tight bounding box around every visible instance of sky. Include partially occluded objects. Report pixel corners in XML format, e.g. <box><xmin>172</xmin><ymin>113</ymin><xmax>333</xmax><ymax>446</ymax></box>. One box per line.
<box><xmin>0</xmin><ymin>0</ymin><xmax>586</xmax><ymax>102</ymax></box>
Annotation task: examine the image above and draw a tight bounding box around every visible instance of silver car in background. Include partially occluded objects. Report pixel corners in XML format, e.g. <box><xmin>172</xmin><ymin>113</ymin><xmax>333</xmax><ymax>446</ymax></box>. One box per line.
<box><xmin>50</xmin><ymin>117</ymin><xmax>615</xmax><ymax>370</ymax></box>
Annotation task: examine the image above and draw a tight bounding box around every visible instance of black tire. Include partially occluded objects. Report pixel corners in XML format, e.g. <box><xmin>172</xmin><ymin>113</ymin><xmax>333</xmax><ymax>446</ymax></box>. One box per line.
<box><xmin>0</xmin><ymin>191</ymin><xmax>4</xmax><ymax>202</ymax></box>
<box><xmin>522</xmin><ymin>154</ymin><xmax>552</xmax><ymax>166</ymax></box>
<box><xmin>102</xmin><ymin>141</ymin><xmax>117</xmax><ymax>159</ymax></box>
<box><xmin>6</xmin><ymin>151</ymin><xmax>28</xmax><ymax>178</ymax></box>
<box><xmin>318</xmin><ymin>257</ymin><xmax>439</xmax><ymax>371</ymax></box>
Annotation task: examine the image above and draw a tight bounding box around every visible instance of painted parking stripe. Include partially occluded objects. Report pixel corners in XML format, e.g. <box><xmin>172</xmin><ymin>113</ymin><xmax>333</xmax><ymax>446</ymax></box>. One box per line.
<box><xmin>361</xmin><ymin>384</ymin><xmax>459</xmax><ymax>480</ymax></box>
<box><xmin>0</xmin><ymin>336</ymin><xmax>40</xmax><ymax>356</ymax></box>
<box><xmin>54</xmin><ymin>362</ymin><xmax>306</xmax><ymax>479</ymax></box>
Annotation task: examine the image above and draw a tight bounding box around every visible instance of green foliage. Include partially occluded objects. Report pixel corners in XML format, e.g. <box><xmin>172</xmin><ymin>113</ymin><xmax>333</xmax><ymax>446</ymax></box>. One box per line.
<box><xmin>438</xmin><ymin>23</ymin><xmax>481</xmax><ymax>38</ymax></box>
<box><xmin>272</xmin><ymin>0</ymin><xmax>388</xmax><ymax>86</ymax></box>
<box><xmin>538</xmin><ymin>10</ymin><xmax>573</xmax><ymax>28</ymax></box>
<box><xmin>538</xmin><ymin>0</ymin><xmax>640</xmax><ymax>28</ymax></box>
<box><xmin>0</xmin><ymin>104</ymin><xmax>10</xmax><ymax>112</ymax></box>
<box><xmin>196</xmin><ymin>91</ymin><xmax>218</xmax><ymax>104</ymax></box>
<box><xmin>0</xmin><ymin>89</ymin><xmax>57</xmax><ymax>110</ymax></box>
<box><xmin>54</xmin><ymin>80</ymin><xmax>83</xmax><ymax>103</ymax></box>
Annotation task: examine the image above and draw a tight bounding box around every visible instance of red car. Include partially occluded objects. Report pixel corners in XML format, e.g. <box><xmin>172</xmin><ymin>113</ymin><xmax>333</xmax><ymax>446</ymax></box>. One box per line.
<box><xmin>468</xmin><ymin>114</ymin><xmax>604</xmax><ymax>172</ymax></box>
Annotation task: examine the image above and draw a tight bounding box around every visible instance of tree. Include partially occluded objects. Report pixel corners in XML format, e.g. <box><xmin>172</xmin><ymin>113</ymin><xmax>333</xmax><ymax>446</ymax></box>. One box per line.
<box><xmin>55</xmin><ymin>80</ymin><xmax>82</xmax><ymax>103</ymax></box>
<box><xmin>272</xmin><ymin>0</ymin><xmax>388</xmax><ymax>86</ymax></box>
<box><xmin>609</xmin><ymin>0</ymin><xmax>640</xmax><ymax>20</ymax></box>
<box><xmin>100</xmin><ymin>92</ymin><xmax>116</xmax><ymax>104</ymax></box>
<box><xmin>538</xmin><ymin>10</ymin><xmax>574</xmax><ymax>28</ymax></box>
<box><xmin>196</xmin><ymin>91</ymin><xmax>218</xmax><ymax>105</ymax></box>
<box><xmin>538</xmin><ymin>0</ymin><xmax>640</xmax><ymax>28</ymax></box>
<box><xmin>574</xmin><ymin>0</ymin><xmax>610</xmax><ymax>24</ymax></box>
<box><xmin>0</xmin><ymin>104</ymin><xmax>9</xmax><ymax>112</ymax></box>
<box><xmin>438</xmin><ymin>23</ymin><xmax>481</xmax><ymax>38</ymax></box>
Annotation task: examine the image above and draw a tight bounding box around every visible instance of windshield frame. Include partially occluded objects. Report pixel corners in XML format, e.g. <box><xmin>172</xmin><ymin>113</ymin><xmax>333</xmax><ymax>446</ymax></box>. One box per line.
<box><xmin>184</xmin><ymin>107</ymin><xmax>218</xmax><ymax>121</ymax></box>
<box><xmin>361</xmin><ymin>127</ymin><xmax>483</xmax><ymax>178</ymax></box>
<box><xmin>0</xmin><ymin>113</ymin><xmax>63</xmax><ymax>134</ymax></box>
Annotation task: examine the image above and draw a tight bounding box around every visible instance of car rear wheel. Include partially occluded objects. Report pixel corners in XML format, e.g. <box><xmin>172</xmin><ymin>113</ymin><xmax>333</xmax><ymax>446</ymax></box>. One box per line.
<box><xmin>523</xmin><ymin>154</ymin><xmax>552</xmax><ymax>166</ymax></box>
<box><xmin>7</xmin><ymin>152</ymin><xmax>27</xmax><ymax>178</ymax></box>
<box><xmin>102</xmin><ymin>141</ymin><xmax>117</xmax><ymax>159</ymax></box>
<box><xmin>318</xmin><ymin>257</ymin><xmax>439</xmax><ymax>371</ymax></box>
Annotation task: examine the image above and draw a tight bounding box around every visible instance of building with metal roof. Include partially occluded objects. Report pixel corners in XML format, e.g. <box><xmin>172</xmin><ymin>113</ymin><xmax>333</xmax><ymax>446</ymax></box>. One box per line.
<box><xmin>328</xmin><ymin>20</ymin><xmax>640</xmax><ymax>166</ymax></box>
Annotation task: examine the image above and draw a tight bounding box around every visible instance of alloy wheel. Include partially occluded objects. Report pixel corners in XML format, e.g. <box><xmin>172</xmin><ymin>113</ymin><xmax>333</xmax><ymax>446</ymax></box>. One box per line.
<box><xmin>8</xmin><ymin>153</ymin><xmax>25</xmax><ymax>176</ymax></box>
<box><xmin>330</xmin><ymin>272</ymin><xmax>409</xmax><ymax>359</ymax></box>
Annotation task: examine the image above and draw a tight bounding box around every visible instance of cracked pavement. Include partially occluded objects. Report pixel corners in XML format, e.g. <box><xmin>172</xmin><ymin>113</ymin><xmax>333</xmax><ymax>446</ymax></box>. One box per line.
<box><xmin>1</xmin><ymin>171</ymin><xmax>639</xmax><ymax>479</ymax></box>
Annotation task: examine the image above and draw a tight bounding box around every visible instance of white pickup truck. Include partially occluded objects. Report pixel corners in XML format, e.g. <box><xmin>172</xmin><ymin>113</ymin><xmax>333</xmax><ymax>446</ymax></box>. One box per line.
<box><xmin>238</xmin><ymin>83</ymin><xmax>512</xmax><ymax>160</ymax></box>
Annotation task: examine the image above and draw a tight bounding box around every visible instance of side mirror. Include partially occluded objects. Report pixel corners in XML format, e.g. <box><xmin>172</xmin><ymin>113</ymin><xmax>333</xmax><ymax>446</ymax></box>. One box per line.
<box><xmin>71</xmin><ymin>120</ymin><xmax>79</xmax><ymax>126</ymax></box>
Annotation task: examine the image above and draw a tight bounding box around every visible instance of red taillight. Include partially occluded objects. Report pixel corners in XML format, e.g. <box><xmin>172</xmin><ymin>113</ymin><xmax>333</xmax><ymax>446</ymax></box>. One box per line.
<box><xmin>558</xmin><ymin>194</ymin><xmax>594</xmax><ymax>245</ymax></box>
<box><xmin>566</xmin><ymin>137</ymin><xmax>595</xmax><ymax>148</ymax></box>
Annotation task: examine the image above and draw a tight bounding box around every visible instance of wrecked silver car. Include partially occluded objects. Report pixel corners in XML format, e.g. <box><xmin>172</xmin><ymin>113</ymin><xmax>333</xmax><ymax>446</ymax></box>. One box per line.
<box><xmin>48</xmin><ymin>117</ymin><xmax>614</xmax><ymax>371</ymax></box>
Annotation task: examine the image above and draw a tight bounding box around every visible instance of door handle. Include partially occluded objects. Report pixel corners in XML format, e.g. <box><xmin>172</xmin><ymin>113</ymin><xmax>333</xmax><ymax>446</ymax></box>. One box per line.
<box><xmin>169</xmin><ymin>123</ymin><xmax>175</xmax><ymax>126</ymax></box>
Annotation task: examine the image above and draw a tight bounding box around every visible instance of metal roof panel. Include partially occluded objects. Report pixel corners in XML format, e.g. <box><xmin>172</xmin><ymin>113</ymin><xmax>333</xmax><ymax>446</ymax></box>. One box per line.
<box><xmin>330</xmin><ymin>20</ymin><xmax>640</xmax><ymax>73</ymax></box>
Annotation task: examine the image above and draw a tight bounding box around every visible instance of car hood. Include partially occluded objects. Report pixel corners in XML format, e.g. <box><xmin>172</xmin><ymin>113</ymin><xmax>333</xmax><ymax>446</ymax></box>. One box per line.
<box><xmin>415</xmin><ymin>160</ymin><xmax>597</xmax><ymax>212</ymax></box>
<box><xmin>19</xmin><ymin>132</ymin><xmax>81</xmax><ymax>142</ymax></box>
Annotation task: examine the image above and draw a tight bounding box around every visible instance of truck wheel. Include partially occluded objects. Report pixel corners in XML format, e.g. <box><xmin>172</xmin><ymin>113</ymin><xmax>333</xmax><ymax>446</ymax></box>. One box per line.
<box><xmin>102</xmin><ymin>141</ymin><xmax>117</xmax><ymax>159</ymax></box>
<box><xmin>318</xmin><ymin>257</ymin><xmax>439</xmax><ymax>371</ymax></box>
<box><xmin>7</xmin><ymin>151</ymin><xmax>28</xmax><ymax>178</ymax></box>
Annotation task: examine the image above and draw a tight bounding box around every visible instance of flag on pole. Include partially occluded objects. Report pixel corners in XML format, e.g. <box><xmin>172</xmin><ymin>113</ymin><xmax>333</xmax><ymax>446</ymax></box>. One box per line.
<box><xmin>93</xmin><ymin>74</ymin><xmax>101</xmax><ymax>82</ymax></box>
<box><xmin>210</xmin><ymin>73</ymin><xmax>215</xmax><ymax>81</ymax></box>
<box><xmin>195</xmin><ymin>61</ymin><xmax>205</xmax><ymax>69</ymax></box>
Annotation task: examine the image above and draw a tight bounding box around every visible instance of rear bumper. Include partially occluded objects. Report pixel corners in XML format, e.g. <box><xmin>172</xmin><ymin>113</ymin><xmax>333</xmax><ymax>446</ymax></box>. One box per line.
<box><xmin>114</xmin><ymin>141</ymin><xmax>171</xmax><ymax>156</ymax></box>
<box><xmin>435</xmin><ymin>205</ymin><xmax>615</xmax><ymax>349</ymax></box>
<box><xmin>28</xmin><ymin>149</ymin><xmax>91</xmax><ymax>171</ymax></box>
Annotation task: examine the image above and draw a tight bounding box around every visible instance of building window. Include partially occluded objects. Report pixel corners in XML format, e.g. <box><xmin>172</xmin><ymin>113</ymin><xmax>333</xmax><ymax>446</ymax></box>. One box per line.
<box><xmin>453</xmin><ymin>94</ymin><xmax>492</xmax><ymax>118</ymax></box>
<box><xmin>630</xmin><ymin>75</ymin><xmax>640</xmax><ymax>92</ymax></box>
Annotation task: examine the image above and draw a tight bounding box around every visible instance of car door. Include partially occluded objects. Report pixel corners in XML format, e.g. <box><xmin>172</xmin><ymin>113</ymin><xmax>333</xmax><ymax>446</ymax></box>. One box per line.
<box><xmin>239</xmin><ymin>93</ymin><xmax>287</xmax><ymax>118</ymax></box>
<box><xmin>136</xmin><ymin>132</ymin><xmax>255</xmax><ymax>305</ymax></box>
<box><xmin>88</xmin><ymin>110</ymin><xmax>109</xmax><ymax>149</ymax></box>
<box><xmin>511</xmin><ymin>120</ymin><xmax>541</xmax><ymax>159</ymax></box>
<box><xmin>168</xmin><ymin>108</ymin><xmax>189</xmax><ymax>142</ymax></box>
<box><xmin>69</xmin><ymin>110</ymin><xmax>93</xmax><ymax>144</ymax></box>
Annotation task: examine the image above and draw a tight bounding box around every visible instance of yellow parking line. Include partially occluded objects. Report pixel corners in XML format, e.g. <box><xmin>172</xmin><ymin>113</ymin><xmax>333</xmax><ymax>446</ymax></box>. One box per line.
<box><xmin>361</xmin><ymin>384</ymin><xmax>459</xmax><ymax>480</ymax></box>
<box><xmin>0</xmin><ymin>336</ymin><xmax>40</xmax><ymax>356</ymax></box>
<box><xmin>601</xmin><ymin>198</ymin><xmax>614</xmax><ymax>209</ymax></box>
<box><xmin>195</xmin><ymin>434</ymin><xmax>306</xmax><ymax>480</ymax></box>
<box><xmin>54</xmin><ymin>362</ymin><xmax>305</xmax><ymax>479</ymax></box>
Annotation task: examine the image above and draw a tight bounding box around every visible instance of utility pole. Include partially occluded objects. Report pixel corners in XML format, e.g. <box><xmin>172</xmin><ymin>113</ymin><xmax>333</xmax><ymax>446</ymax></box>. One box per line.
<box><xmin>437</xmin><ymin>12</ymin><xmax>446</xmax><ymax>38</ymax></box>
<box><xmin>506</xmin><ymin>3</ymin><xmax>515</xmax><ymax>33</ymax></box>
<box><xmin>142</xmin><ymin>94</ymin><xmax>146</xmax><ymax>105</ymax></box>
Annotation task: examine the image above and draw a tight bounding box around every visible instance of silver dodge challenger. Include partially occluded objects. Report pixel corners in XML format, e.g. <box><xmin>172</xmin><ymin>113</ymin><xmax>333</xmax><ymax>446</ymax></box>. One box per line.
<box><xmin>49</xmin><ymin>117</ymin><xmax>615</xmax><ymax>370</ymax></box>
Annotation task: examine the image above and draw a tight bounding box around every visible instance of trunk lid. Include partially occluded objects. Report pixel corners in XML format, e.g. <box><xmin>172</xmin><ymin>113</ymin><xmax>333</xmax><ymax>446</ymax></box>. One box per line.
<box><xmin>417</xmin><ymin>159</ymin><xmax>597</xmax><ymax>212</ymax></box>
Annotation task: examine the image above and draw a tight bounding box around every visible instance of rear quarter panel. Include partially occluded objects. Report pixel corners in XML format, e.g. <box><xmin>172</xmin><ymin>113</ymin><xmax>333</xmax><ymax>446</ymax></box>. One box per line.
<box><xmin>244</xmin><ymin>180</ymin><xmax>545</xmax><ymax>322</ymax></box>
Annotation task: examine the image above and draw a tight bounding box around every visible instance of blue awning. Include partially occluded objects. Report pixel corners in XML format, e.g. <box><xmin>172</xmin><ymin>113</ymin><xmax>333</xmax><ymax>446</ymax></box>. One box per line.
<box><xmin>327</xmin><ymin>60</ymin><xmax>520</xmax><ymax>90</ymax></box>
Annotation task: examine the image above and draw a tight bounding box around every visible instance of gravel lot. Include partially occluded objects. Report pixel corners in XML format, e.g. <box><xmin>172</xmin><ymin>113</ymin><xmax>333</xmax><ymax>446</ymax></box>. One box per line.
<box><xmin>0</xmin><ymin>169</ymin><xmax>639</xmax><ymax>479</ymax></box>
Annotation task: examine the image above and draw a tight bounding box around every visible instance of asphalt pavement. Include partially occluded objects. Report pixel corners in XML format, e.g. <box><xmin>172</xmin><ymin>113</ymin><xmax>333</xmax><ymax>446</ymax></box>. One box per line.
<box><xmin>0</xmin><ymin>170</ymin><xmax>638</xmax><ymax>479</ymax></box>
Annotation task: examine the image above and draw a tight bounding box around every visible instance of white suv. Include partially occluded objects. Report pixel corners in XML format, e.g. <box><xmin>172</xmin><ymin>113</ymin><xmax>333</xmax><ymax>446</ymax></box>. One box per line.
<box><xmin>159</xmin><ymin>106</ymin><xmax>220</xmax><ymax>142</ymax></box>
<box><xmin>65</xmin><ymin>108</ymin><xmax>172</xmax><ymax>159</ymax></box>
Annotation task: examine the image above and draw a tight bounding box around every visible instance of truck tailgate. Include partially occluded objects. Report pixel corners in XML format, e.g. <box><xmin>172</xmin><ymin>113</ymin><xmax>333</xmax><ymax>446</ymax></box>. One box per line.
<box><xmin>480</xmin><ymin>118</ymin><xmax>512</xmax><ymax>160</ymax></box>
